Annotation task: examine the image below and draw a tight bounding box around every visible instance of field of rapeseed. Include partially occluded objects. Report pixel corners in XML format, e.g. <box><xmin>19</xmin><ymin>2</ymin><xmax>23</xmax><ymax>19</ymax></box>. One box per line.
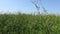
<box><xmin>0</xmin><ymin>14</ymin><xmax>60</xmax><ymax>34</ymax></box>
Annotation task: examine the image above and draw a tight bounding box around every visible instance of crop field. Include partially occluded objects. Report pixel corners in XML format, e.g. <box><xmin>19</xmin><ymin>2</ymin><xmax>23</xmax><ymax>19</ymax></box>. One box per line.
<box><xmin>0</xmin><ymin>14</ymin><xmax>60</xmax><ymax>34</ymax></box>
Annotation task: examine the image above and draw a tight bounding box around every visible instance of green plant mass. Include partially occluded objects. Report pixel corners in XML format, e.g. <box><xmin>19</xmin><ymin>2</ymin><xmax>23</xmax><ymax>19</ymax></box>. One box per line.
<box><xmin>0</xmin><ymin>14</ymin><xmax>60</xmax><ymax>34</ymax></box>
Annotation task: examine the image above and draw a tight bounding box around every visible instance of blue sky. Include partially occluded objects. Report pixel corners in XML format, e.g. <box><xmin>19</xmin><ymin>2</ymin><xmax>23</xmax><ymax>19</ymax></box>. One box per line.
<box><xmin>0</xmin><ymin>0</ymin><xmax>60</xmax><ymax>14</ymax></box>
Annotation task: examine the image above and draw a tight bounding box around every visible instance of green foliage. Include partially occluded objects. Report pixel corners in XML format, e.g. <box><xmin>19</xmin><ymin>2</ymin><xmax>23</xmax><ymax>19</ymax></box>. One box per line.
<box><xmin>0</xmin><ymin>14</ymin><xmax>60</xmax><ymax>34</ymax></box>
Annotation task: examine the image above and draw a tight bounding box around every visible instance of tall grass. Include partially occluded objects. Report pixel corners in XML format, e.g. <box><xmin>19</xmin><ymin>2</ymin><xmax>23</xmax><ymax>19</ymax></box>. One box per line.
<box><xmin>0</xmin><ymin>14</ymin><xmax>60</xmax><ymax>34</ymax></box>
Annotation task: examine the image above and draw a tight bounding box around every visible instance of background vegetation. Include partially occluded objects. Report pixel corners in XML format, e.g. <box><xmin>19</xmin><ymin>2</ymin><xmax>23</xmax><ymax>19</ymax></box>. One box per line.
<box><xmin>0</xmin><ymin>14</ymin><xmax>60</xmax><ymax>34</ymax></box>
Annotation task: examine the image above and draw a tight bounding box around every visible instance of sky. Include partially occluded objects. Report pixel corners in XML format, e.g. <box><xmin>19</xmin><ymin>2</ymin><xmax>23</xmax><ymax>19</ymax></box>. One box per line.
<box><xmin>0</xmin><ymin>0</ymin><xmax>60</xmax><ymax>14</ymax></box>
